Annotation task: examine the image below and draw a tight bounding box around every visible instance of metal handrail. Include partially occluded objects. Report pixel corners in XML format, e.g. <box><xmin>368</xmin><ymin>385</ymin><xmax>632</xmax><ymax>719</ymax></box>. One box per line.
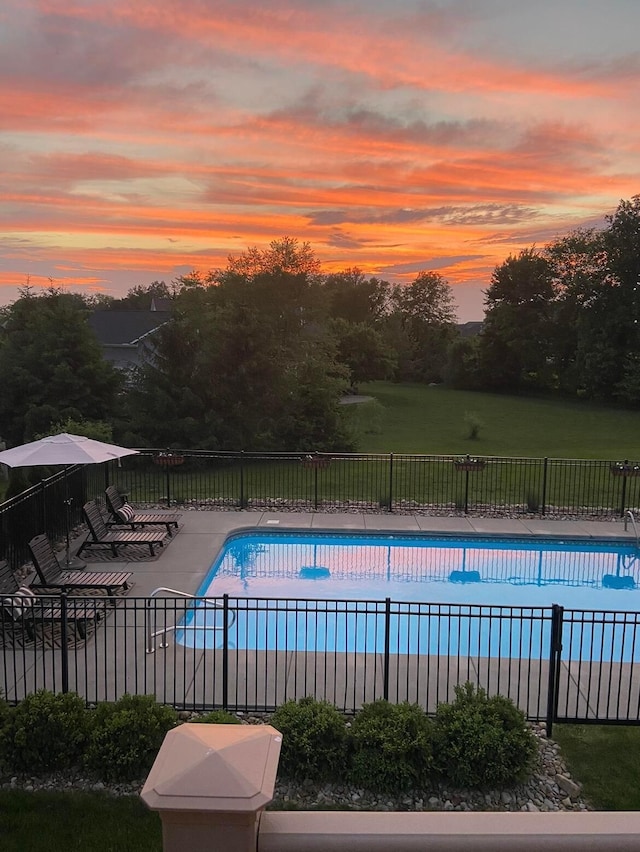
<box><xmin>146</xmin><ymin>587</ymin><xmax>235</xmax><ymax>654</ymax></box>
<box><xmin>625</xmin><ymin>510</ymin><xmax>640</xmax><ymax>549</ymax></box>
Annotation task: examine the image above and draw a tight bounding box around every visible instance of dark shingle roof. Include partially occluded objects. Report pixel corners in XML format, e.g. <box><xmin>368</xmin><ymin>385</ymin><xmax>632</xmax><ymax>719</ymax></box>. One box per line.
<box><xmin>88</xmin><ymin>311</ymin><xmax>171</xmax><ymax>345</ymax></box>
<box><xmin>457</xmin><ymin>321</ymin><xmax>484</xmax><ymax>338</ymax></box>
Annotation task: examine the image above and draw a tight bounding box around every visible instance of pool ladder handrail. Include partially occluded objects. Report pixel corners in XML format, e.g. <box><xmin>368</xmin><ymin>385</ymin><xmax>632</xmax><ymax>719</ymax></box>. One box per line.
<box><xmin>624</xmin><ymin>510</ymin><xmax>640</xmax><ymax>550</ymax></box>
<box><xmin>146</xmin><ymin>587</ymin><xmax>236</xmax><ymax>654</ymax></box>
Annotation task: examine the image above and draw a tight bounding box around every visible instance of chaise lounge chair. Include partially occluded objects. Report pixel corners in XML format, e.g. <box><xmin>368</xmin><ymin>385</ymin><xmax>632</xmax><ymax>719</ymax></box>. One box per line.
<box><xmin>105</xmin><ymin>485</ymin><xmax>180</xmax><ymax>537</ymax></box>
<box><xmin>28</xmin><ymin>535</ymin><xmax>132</xmax><ymax>595</ymax></box>
<box><xmin>79</xmin><ymin>500</ymin><xmax>166</xmax><ymax>558</ymax></box>
<box><xmin>0</xmin><ymin>558</ymin><xmax>103</xmax><ymax>639</ymax></box>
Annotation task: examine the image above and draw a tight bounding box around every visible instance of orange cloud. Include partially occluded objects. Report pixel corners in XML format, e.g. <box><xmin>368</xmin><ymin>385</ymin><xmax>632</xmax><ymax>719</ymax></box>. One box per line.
<box><xmin>1</xmin><ymin>0</ymin><xmax>639</xmax><ymax>321</ymax></box>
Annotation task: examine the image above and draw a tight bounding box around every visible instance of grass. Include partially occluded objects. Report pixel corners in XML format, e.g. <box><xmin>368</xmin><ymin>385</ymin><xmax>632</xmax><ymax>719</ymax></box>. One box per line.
<box><xmin>553</xmin><ymin>725</ymin><xmax>640</xmax><ymax>810</ymax></box>
<box><xmin>356</xmin><ymin>382</ymin><xmax>640</xmax><ymax>458</ymax></box>
<box><xmin>0</xmin><ymin>789</ymin><xmax>162</xmax><ymax>851</ymax></box>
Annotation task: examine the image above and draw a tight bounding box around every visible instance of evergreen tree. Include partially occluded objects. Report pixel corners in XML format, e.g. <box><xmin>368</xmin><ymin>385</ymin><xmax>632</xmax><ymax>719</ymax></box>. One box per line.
<box><xmin>0</xmin><ymin>289</ymin><xmax>121</xmax><ymax>445</ymax></box>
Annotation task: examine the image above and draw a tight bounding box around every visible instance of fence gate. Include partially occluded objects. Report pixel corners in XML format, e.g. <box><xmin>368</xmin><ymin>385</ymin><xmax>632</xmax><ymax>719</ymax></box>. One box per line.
<box><xmin>552</xmin><ymin>607</ymin><xmax>640</xmax><ymax>728</ymax></box>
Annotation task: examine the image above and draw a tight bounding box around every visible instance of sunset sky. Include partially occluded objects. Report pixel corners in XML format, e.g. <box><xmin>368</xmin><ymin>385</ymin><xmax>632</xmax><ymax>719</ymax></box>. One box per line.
<box><xmin>1</xmin><ymin>1</ymin><xmax>639</xmax><ymax>320</ymax></box>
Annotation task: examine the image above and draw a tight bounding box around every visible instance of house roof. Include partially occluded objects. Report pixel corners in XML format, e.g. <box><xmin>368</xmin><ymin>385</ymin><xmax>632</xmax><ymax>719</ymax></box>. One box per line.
<box><xmin>457</xmin><ymin>321</ymin><xmax>484</xmax><ymax>338</ymax></box>
<box><xmin>88</xmin><ymin>311</ymin><xmax>171</xmax><ymax>345</ymax></box>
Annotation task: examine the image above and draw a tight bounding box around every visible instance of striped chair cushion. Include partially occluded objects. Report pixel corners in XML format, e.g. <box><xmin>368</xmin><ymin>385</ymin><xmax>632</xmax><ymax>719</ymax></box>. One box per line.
<box><xmin>3</xmin><ymin>586</ymin><xmax>35</xmax><ymax>618</ymax></box>
<box><xmin>116</xmin><ymin>503</ymin><xmax>136</xmax><ymax>523</ymax></box>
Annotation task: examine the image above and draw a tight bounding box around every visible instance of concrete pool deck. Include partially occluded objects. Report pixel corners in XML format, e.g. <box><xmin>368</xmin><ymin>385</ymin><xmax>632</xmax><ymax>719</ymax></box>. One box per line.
<box><xmin>92</xmin><ymin>509</ymin><xmax>637</xmax><ymax>599</ymax></box>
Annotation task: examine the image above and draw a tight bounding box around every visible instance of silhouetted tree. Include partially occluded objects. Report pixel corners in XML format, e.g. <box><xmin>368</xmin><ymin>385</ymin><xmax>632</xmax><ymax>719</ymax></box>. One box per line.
<box><xmin>0</xmin><ymin>289</ymin><xmax>122</xmax><ymax>445</ymax></box>
<box><xmin>478</xmin><ymin>249</ymin><xmax>556</xmax><ymax>391</ymax></box>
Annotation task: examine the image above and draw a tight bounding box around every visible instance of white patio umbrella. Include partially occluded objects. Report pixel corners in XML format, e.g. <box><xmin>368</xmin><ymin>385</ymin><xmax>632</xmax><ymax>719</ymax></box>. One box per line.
<box><xmin>0</xmin><ymin>433</ymin><xmax>139</xmax><ymax>567</ymax></box>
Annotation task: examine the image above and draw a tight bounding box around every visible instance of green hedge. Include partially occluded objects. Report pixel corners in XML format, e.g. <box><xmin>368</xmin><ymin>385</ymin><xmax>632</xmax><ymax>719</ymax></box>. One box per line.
<box><xmin>83</xmin><ymin>694</ymin><xmax>178</xmax><ymax>783</ymax></box>
<box><xmin>0</xmin><ymin>685</ymin><xmax>537</xmax><ymax>793</ymax></box>
<box><xmin>0</xmin><ymin>692</ymin><xmax>177</xmax><ymax>783</ymax></box>
<box><xmin>348</xmin><ymin>700</ymin><xmax>433</xmax><ymax>793</ymax></box>
<box><xmin>432</xmin><ymin>682</ymin><xmax>537</xmax><ymax>788</ymax></box>
<box><xmin>271</xmin><ymin>691</ymin><xmax>536</xmax><ymax>792</ymax></box>
<box><xmin>271</xmin><ymin>697</ymin><xmax>347</xmax><ymax>782</ymax></box>
<box><xmin>1</xmin><ymin>690</ymin><xmax>89</xmax><ymax>774</ymax></box>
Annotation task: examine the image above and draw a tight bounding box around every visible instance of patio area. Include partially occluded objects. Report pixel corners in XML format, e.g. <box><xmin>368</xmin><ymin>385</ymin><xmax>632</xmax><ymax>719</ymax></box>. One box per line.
<box><xmin>3</xmin><ymin>510</ymin><xmax>637</xmax><ymax>725</ymax></box>
<box><xmin>65</xmin><ymin>508</ymin><xmax>635</xmax><ymax>598</ymax></box>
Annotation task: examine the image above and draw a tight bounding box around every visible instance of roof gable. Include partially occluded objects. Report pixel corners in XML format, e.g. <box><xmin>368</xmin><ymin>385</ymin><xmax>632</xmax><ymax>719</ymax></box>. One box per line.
<box><xmin>88</xmin><ymin>311</ymin><xmax>171</xmax><ymax>345</ymax></box>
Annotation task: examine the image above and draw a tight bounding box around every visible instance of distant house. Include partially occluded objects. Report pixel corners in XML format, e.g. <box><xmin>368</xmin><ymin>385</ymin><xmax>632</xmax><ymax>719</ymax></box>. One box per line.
<box><xmin>88</xmin><ymin>310</ymin><xmax>171</xmax><ymax>373</ymax></box>
<box><xmin>457</xmin><ymin>321</ymin><xmax>483</xmax><ymax>338</ymax></box>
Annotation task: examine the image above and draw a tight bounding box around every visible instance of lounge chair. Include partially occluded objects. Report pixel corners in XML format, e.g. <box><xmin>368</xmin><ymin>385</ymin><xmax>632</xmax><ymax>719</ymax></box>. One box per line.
<box><xmin>79</xmin><ymin>500</ymin><xmax>165</xmax><ymax>558</ymax></box>
<box><xmin>0</xmin><ymin>558</ymin><xmax>102</xmax><ymax>639</ymax></box>
<box><xmin>105</xmin><ymin>485</ymin><xmax>180</xmax><ymax>537</ymax></box>
<box><xmin>28</xmin><ymin>534</ymin><xmax>132</xmax><ymax>595</ymax></box>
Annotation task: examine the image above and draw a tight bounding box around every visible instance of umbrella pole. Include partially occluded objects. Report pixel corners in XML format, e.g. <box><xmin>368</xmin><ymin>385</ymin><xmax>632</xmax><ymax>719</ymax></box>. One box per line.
<box><xmin>63</xmin><ymin>467</ymin><xmax>86</xmax><ymax>570</ymax></box>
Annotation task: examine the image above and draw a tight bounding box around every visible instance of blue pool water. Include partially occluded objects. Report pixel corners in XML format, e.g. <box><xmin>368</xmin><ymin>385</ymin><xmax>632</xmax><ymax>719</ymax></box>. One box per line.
<box><xmin>177</xmin><ymin>532</ymin><xmax>640</xmax><ymax>659</ymax></box>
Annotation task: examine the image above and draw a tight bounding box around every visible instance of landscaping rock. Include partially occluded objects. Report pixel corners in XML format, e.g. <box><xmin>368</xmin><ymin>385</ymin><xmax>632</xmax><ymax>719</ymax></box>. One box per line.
<box><xmin>555</xmin><ymin>774</ymin><xmax>581</xmax><ymax>798</ymax></box>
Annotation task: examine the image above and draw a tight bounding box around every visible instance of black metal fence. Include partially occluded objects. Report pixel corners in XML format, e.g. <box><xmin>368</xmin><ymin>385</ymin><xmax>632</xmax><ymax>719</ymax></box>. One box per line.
<box><xmin>98</xmin><ymin>450</ymin><xmax>640</xmax><ymax>517</ymax></box>
<box><xmin>0</xmin><ymin>466</ymin><xmax>89</xmax><ymax>570</ymax></box>
<box><xmin>3</xmin><ymin>593</ymin><xmax>640</xmax><ymax>733</ymax></box>
<box><xmin>2</xmin><ymin>449</ymin><xmax>640</xmax><ymax>571</ymax></box>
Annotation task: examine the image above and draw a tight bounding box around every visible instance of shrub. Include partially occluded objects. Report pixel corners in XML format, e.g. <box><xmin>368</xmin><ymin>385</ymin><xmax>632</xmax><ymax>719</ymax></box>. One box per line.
<box><xmin>84</xmin><ymin>694</ymin><xmax>178</xmax><ymax>782</ymax></box>
<box><xmin>463</xmin><ymin>411</ymin><xmax>483</xmax><ymax>440</ymax></box>
<box><xmin>271</xmin><ymin>697</ymin><xmax>347</xmax><ymax>782</ymax></box>
<box><xmin>377</xmin><ymin>491</ymin><xmax>392</xmax><ymax>510</ymax></box>
<box><xmin>347</xmin><ymin>700</ymin><xmax>433</xmax><ymax>793</ymax></box>
<box><xmin>0</xmin><ymin>693</ymin><xmax>11</xmax><ymax>773</ymax></box>
<box><xmin>3</xmin><ymin>689</ymin><xmax>89</xmax><ymax>773</ymax></box>
<box><xmin>433</xmin><ymin>682</ymin><xmax>537</xmax><ymax>788</ymax></box>
<box><xmin>525</xmin><ymin>491</ymin><xmax>540</xmax><ymax>513</ymax></box>
<box><xmin>194</xmin><ymin>710</ymin><xmax>241</xmax><ymax>724</ymax></box>
<box><xmin>344</xmin><ymin>398</ymin><xmax>384</xmax><ymax>444</ymax></box>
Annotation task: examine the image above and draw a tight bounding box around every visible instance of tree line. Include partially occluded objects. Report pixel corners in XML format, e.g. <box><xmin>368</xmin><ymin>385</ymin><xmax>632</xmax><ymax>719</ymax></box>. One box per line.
<box><xmin>0</xmin><ymin>196</ymin><xmax>639</xmax><ymax>453</ymax></box>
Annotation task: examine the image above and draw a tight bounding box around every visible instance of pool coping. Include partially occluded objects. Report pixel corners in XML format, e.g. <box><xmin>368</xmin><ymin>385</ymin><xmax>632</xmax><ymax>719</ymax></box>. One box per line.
<box><xmin>194</xmin><ymin>520</ymin><xmax>639</xmax><ymax>602</ymax></box>
<box><xmin>86</xmin><ymin>510</ymin><xmax>636</xmax><ymax>600</ymax></box>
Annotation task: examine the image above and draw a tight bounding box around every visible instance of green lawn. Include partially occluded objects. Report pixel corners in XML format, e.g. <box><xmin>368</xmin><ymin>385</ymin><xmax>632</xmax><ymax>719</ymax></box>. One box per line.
<box><xmin>356</xmin><ymin>383</ymin><xmax>640</xmax><ymax>459</ymax></box>
<box><xmin>0</xmin><ymin>790</ymin><xmax>162</xmax><ymax>851</ymax></box>
<box><xmin>101</xmin><ymin>385</ymin><xmax>640</xmax><ymax>514</ymax></box>
<box><xmin>552</xmin><ymin>725</ymin><xmax>640</xmax><ymax>810</ymax></box>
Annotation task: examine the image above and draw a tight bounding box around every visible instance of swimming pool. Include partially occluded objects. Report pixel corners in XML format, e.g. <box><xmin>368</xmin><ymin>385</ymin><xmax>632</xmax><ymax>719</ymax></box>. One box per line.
<box><xmin>178</xmin><ymin>531</ymin><xmax>640</xmax><ymax>658</ymax></box>
<box><xmin>197</xmin><ymin>531</ymin><xmax>640</xmax><ymax>607</ymax></box>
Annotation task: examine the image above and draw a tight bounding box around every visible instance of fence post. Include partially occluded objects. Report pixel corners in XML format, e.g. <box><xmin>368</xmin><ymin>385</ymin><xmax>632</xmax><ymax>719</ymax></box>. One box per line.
<box><xmin>222</xmin><ymin>594</ymin><xmax>229</xmax><ymax>709</ymax></box>
<box><xmin>60</xmin><ymin>592</ymin><xmax>69</xmax><ymax>694</ymax></box>
<box><xmin>388</xmin><ymin>453</ymin><xmax>394</xmax><ymax>512</ymax></box>
<box><xmin>314</xmin><ymin>464</ymin><xmax>319</xmax><ymax>511</ymax></box>
<box><xmin>104</xmin><ymin>460</ymin><xmax>110</xmax><ymax>491</ymax></box>
<box><xmin>165</xmin><ymin>452</ymin><xmax>172</xmax><ymax>508</ymax></box>
<box><xmin>620</xmin><ymin>460</ymin><xmax>629</xmax><ymax>518</ymax></box>
<box><xmin>239</xmin><ymin>451</ymin><xmax>245</xmax><ymax>509</ymax></box>
<box><xmin>383</xmin><ymin>598</ymin><xmax>391</xmax><ymax>701</ymax></box>
<box><xmin>464</xmin><ymin>469</ymin><xmax>470</xmax><ymax>514</ymax></box>
<box><xmin>541</xmin><ymin>458</ymin><xmax>548</xmax><ymax>516</ymax></box>
<box><xmin>39</xmin><ymin>481</ymin><xmax>47</xmax><ymax>537</ymax></box>
<box><xmin>546</xmin><ymin>604</ymin><xmax>563</xmax><ymax>737</ymax></box>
